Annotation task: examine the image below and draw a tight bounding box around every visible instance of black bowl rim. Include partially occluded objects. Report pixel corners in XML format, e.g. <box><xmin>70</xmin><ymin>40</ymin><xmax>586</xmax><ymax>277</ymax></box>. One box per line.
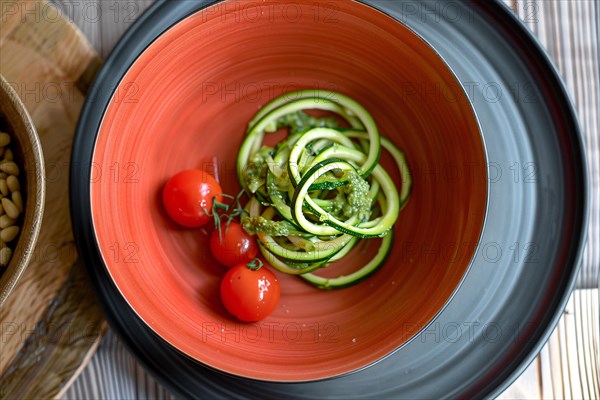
<box><xmin>70</xmin><ymin>0</ymin><xmax>589</xmax><ymax>398</ymax></box>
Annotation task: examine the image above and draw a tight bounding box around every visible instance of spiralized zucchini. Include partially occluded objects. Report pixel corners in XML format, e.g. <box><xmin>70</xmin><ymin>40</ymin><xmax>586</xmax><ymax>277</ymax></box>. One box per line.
<box><xmin>237</xmin><ymin>90</ymin><xmax>411</xmax><ymax>289</ymax></box>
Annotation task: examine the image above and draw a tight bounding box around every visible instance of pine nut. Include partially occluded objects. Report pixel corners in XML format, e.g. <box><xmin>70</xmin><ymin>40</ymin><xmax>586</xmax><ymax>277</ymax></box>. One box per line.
<box><xmin>0</xmin><ymin>132</ymin><xmax>10</xmax><ymax>147</ymax></box>
<box><xmin>11</xmin><ymin>191</ymin><xmax>22</xmax><ymax>213</ymax></box>
<box><xmin>7</xmin><ymin>175</ymin><xmax>20</xmax><ymax>192</ymax></box>
<box><xmin>0</xmin><ymin>247</ymin><xmax>12</xmax><ymax>267</ymax></box>
<box><xmin>1</xmin><ymin>226</ymin><xmax>19</xmax><ymax>242</ymax></box>
<box><xmin>0</xmin><ymin>215</ymin><xmax>15</xmax><ymax>229</ymax></box>
<box><xmin>4</xmin><ymin>149</ymin><xmax>13</xmax><ymax>161</ymax></box>
<box><xmin>1</xmin><ymin>198</ymin><xmax>19</xmax><ymax>219</ymax></box>
<box><xmin>0</xmin><ymin>161</ymin><xmax>19</xmax><ymax>176</ymax></box>
<box><xmin>0</xmin><ymin>179</ymin><xmax>7</xmax><ymax>196</ymax></box>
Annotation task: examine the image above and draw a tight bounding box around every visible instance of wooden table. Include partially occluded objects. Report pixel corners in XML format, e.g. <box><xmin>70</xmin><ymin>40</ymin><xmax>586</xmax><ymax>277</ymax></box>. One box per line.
<box><xmin>37</xmin><ymin>0</ymin><xmax>598</xmax><ymax>398</ymax></box>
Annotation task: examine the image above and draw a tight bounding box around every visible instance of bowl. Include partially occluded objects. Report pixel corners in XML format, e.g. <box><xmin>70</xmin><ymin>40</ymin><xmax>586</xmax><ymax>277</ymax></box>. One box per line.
<box><xmin>86</xmin><ymin>1</ymin><xmax>486</xmax><ymax>381</ymax></box>
<box><xmin>0</xmin><ymin>75</ymin><xmax>45</xmax><ymax>307</ymax></box>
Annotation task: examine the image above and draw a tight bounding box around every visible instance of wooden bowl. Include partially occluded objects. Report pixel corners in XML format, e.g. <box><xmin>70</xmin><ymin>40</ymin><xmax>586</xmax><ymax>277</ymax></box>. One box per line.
<box><xmin>0</xmin><ymin>75</ymin><xmax>45</xmax><ymax>307</ymax></box>
<box><xmin>88</xmin><ymin>1</ymin><xmax>486</xmax><ymax>381</ymax></box>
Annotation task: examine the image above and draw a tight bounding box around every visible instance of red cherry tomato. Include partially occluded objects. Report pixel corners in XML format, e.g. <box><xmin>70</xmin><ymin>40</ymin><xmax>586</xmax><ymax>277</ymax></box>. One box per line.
<box><xmin>220</xmin><ymin>260</ymin><xmax>280</xmax><ymax>322</ymax></box>
<box><xmin>162</xmin><ymin>170</ymin><xmax>222</xmax><ymax>227</ymax></box>
<box><xmin>210</xmin><ymin>222</ymin><xmax>258</xmax><ymax>268</ymax></box>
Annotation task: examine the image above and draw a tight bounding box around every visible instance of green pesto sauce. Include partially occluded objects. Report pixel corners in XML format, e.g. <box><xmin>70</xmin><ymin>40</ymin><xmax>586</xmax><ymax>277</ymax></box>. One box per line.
<box><xmin>245</xmin><ymin>146</ymin><xmax>273</xmax><ymax>192</ymax></box>
<box><xmin>276</xmin><ymin>110</ymin><xmax>339</xmax><ymax>134</ymax></box>
<box><xmin>312</xmin><ymin>171</ymin><xmax>371</xmax><ymax>221</ymax></box>
<box><xmin>241</xmin><ymin>216</ymin><xmax>291</xmax><ymax>236</ymax></box>
<box><xmin>341</xmin><ymin>171</ymin><xmax>371</xmax><ymax>220</ymax></box>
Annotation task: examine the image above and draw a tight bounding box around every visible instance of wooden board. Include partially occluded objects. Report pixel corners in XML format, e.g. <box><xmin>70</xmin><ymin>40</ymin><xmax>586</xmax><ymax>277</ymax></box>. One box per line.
<box><xmin>0</xmin><ymin>0</ymin><xmax>106</xmax><ymax>397</ymax></box>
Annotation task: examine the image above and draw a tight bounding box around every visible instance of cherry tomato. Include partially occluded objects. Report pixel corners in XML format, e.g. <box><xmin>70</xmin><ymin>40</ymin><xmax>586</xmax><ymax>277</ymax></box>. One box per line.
<box><xmin>210</xmin><ymin>222</ymin><xmax>258</xmax><ymax>268</ymax></box>
<box><xmin>220</xmin><ymin>260</ymin><xmax>280</xmax><ymax>322</ymax></box>
<box><xmin>162</xmin><ymin>170</ymin><xmax>222</xmax><ymax>228</ymax></box>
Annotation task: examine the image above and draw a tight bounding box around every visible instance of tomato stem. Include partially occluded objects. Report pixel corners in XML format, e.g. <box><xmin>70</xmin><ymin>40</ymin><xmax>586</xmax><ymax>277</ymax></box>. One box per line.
<box><xmin>213</xmin><ymin>203</ymin><xmax>229</xmax><ymax>211</ymax></box>
<box><xmin>246</xmin><ymin>258</ymin><xmax>263</xmax><ymax>271</ymax></box>
<box><xmin>208</xmin><ymin>189</ymin><xmax>249</xmax><ymax>243</ymax></box>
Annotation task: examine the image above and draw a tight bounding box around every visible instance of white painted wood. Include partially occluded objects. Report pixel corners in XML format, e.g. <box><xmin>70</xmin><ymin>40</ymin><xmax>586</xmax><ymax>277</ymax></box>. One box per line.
<box><xmin>48</xmin><ymin>0</ymin><xmax>154</xmax><ymax>57</ymax></box>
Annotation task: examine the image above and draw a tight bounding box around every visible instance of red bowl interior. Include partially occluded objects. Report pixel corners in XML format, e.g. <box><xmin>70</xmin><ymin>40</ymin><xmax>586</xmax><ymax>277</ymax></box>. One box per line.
<box><xmin>91</xmin><ymin>1</ymin><xmax>487</xmax><ymax>382</ymax></box>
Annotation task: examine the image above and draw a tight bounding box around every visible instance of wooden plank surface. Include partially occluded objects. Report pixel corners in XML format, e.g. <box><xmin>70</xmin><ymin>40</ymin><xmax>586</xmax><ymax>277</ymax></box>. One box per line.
<box><xmin>48</xmin><ymin>0</ymin><xmax>154</xmax><ymax>58</ymax></box>
<box><xmin>498</xmin><ymin>289</ymin><xmax>599</xmax><ymax>399</ymax></box>
<box><xmin>41</xmin><ymin>0</ymin><xmax>598</xmax><ymax>398</ymax></box>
